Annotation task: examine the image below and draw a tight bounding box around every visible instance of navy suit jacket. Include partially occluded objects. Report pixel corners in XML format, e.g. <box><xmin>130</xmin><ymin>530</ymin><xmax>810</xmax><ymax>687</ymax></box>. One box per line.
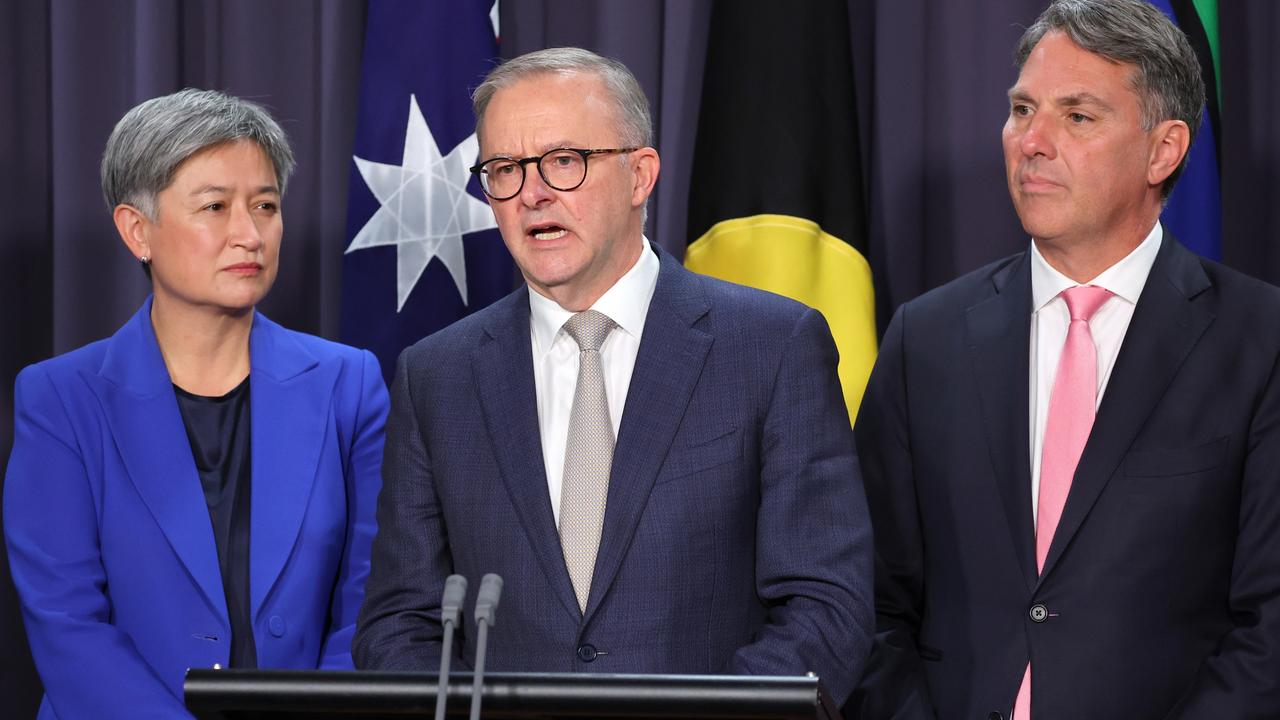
<box><xmin>4</xmin><ymin>298</ymin><xmax>388</xmax><ymax>719</ymax></box>
<box><xmin>850</xmin><ymin>237</ymin><xmax>1280</xmax><ymax>719</ymax></box>
<box><xmin>354</xmin><ymin>245</ymin><xmax>874</xmax><ymax>704</ymax></box>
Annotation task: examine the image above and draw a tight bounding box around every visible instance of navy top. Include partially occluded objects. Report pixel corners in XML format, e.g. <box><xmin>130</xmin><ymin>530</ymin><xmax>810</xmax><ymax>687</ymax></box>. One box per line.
<box><xmin>174</xmin><ymin>376</ymin><xmax>257</xmax><ymax>669</ymax></box>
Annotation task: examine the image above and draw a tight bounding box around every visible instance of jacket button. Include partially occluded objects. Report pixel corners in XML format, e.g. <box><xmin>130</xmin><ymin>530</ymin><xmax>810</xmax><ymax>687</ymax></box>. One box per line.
<box><xmin>1029</xmin><ymin>604</ymin><xmax>1049</xmax><ymax>623</ymax></box>
<box><xmin>576</xmin><ymin>644</ymin><xmax>598</xmax><ymax>662</ymax></box>
<box><xmin>268</xmin><ymin>615</ymin><xmax>287</xmax><ymax>637</ymax></box>
<box><xmin>988</xmin><ymin>713</ymin><xmax>1004</xmax><ymax>720</ymax></box>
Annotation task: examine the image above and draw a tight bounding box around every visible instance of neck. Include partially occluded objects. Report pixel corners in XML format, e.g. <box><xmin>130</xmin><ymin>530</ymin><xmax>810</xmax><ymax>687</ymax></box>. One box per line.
<box><xmin>150</xmin><ymin>294</ymin><xmax>253</xmax><ymax>396</ymax></box>
<box><xmin>1034</xmin><ymin>209</ymin><xmax>1159</xmax><ymax>284</ymax></box>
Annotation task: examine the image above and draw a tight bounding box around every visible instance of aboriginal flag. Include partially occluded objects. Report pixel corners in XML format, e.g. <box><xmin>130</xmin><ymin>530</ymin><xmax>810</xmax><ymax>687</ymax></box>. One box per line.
<box><xmin>686</xmin><ymin>0</ymin><xmax>877</xmax><ymax>420</ymax></box>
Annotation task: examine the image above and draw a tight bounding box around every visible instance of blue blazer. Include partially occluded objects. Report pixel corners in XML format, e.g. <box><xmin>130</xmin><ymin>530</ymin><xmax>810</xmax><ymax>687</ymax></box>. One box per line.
<box><xmin>353</xmin><ymin>245</ymin><xmax>875</xmax><ymax>705</ymax></box>
<box><xmin>851</xmin><ymin>236</ymin><xmax>1280</xmax><ymax>718</ymax></box>
<box><xmin>4</xmin><ymin>298</ymin><xmax>388</xmax><ymax>719</ymax></box>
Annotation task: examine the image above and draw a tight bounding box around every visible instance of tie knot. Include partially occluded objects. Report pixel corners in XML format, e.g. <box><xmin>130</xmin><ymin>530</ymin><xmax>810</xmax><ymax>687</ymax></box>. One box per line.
<box><xmin>1060</xmin><ymin>285</ymin><xmax>1112</xmax><ymax>322</ymax></box>
<box><xmin>563</xmin><ymin>310</ymin><xmax>615</xmax><ymax>352</ymax></box>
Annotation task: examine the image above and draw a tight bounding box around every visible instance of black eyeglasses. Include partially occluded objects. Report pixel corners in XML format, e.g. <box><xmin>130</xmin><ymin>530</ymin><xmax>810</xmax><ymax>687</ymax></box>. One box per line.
<box><xmin>469</xmin><ymin>147</ymin><xmax>639</xmax><ymax>200</ymax></box>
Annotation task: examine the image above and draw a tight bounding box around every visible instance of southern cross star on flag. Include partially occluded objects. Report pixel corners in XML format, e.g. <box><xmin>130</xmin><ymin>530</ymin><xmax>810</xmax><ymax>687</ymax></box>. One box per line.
<box><xmin>342</xmin><ymin>0</ymin><xmax>515</xmax><ymax>382</ymax></box>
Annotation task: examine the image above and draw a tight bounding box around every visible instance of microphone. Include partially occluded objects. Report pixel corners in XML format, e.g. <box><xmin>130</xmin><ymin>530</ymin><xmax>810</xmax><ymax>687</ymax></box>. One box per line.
<box><xmin>469</xmin><ymin>574</ymin><xmax>504</xmax><ymax>720</ymax></box>
<box><xmin>434</xmin><ymin>575</ymin><xmax>468</xmax><ymax>720</ymax></box>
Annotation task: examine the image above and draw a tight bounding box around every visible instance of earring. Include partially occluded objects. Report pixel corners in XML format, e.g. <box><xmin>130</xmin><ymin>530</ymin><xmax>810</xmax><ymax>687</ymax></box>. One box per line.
<box><xmin>140</xmin><ymin>255</ymin><xmax>150</xmax><ymax>265</ymax></box>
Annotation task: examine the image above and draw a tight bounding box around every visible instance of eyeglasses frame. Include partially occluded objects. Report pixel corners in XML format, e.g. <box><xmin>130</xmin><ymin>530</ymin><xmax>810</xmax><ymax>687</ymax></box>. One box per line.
<box><xmin>469</xmin><ymin>147</ymin><xmax>641</xmax><ymax>200</ymax></box>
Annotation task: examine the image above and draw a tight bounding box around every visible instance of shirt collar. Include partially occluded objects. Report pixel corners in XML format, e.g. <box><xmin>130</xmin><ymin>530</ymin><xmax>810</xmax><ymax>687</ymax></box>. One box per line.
<box><xmin>1030</xmin><ymin>221</ymin><xmax>1163</xmax><ymax>312</ymax></box>
<box><xmin>529</xmin><ymin>237</ymin><xmax>660</xmax><ymax>357</ymax></box>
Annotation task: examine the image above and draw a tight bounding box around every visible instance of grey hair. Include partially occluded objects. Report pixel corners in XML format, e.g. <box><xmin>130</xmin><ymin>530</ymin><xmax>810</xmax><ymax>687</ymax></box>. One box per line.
<box><xmin>1015</xmin><ymin>0</ymin><xmax>1205</xmax><ymax>198</ymax></box>
<box><xmin>100</xmin><ymin>88</ymin><xmax>296</xmax><ymax>218</ymax></box>
<box><xmin>472</xmin><ymin>47</ymin><xmax>653</xmax><ymax>149</ymax></box>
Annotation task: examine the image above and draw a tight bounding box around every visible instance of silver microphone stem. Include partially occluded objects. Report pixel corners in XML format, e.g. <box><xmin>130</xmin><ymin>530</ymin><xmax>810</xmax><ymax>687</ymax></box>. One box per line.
<box><xmin>435</xmin><ymin>574</ymin><xmax>468</xmax><ymax>720</ymax></box>
<box><xmin>468</xmin><ymin>574</ymin><xmax>503</xmax><ymax>720</ymax></box>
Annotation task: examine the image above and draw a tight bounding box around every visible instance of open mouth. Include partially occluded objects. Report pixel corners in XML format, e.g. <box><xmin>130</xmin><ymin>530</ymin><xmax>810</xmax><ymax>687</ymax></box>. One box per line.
<box><xmin>528</xmin><ymin>224</ymin><xmax>568</xmax><ymax>241</ymax></box>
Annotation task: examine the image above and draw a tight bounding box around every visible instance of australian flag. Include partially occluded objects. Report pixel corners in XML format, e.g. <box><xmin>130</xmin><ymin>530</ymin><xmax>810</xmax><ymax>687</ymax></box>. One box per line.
<box><xmin>341</xmin><ymin>0</ymin><xmax>515</xmax><ymax>383</ymax></box>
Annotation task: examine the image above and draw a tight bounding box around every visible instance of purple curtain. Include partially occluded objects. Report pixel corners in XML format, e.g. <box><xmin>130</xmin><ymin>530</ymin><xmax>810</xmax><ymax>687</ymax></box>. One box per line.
<box><xmin>1221</xmin><ymin>1</ymin><xmax>1280</xmax><ymax>278</ymax></box>
<box><xmin>3</xmin><ymin>0</ymin><xmax>1278</xmax><ymax>714</ymax></box>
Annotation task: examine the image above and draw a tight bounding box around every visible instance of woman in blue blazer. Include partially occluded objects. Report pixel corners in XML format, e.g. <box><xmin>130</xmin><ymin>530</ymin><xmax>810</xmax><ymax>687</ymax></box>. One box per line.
<box><xmin>4</xmin><ymin>89</ymin><xmax>388</xmax><ymax>718</ymax></box>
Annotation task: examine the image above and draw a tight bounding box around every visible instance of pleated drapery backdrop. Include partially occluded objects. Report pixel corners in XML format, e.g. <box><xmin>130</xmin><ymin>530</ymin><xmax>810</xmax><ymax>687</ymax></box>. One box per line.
<box><xmin>3</xmin><ymin>0</ymin><xmax>1279</xmax><ymax>714</ymax></box>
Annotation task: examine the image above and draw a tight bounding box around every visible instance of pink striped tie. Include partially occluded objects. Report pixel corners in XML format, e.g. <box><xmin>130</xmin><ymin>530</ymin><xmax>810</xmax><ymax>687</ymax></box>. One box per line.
<box><xmin>1013</xmin><ymin>285</ymin><xmax>1111</xmax><ymax>719</ymax></box>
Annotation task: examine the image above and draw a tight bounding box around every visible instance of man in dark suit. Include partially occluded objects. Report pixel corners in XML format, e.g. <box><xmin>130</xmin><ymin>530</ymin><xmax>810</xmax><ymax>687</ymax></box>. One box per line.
<box><xmin>353</xmin><ymin>47</ymin><xmax>874</xmax><ymax>705</ymax></box>
<box><xmin>851</xmin><ymin>1</ymin><xmax>1280</xmax><ymax>718</ymax></box>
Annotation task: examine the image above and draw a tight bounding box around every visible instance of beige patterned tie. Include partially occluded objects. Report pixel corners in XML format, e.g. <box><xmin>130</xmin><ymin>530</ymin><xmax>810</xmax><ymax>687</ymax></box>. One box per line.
<box><xmin>558</xmin><ymin>310</ymin><xmax>616</xmax><ymax>613</ymax></box>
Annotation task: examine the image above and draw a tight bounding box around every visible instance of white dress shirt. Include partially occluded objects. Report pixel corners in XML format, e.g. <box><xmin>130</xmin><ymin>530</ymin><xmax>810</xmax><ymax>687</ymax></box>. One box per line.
<box><xmin>1028</xmin><ymin>222</ymin><xmax>1162</xmax><ymax>527</ymax></box>
<box><xmin>529</xmin><ymin>238</ymin><xmax>660</xmax><ymax>524</ymax></box>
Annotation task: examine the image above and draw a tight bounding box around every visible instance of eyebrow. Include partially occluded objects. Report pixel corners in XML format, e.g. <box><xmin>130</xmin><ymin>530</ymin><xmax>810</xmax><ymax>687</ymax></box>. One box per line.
<box><xmin>485</xmin><ymin>141</ymin><xmax>578</xmax><ymax>160</ymax></box>
<box><xmin>188</xmin><ymin>184</ymin><xmax>280</xmax><ymax>196</ymax></box>
<box><xmin>1057</xmin><ymin>92</ymin><xmax>1112</xmax><ymax>111</ymax></box>
<box><xmin>1006</xmin><ymin>87</ymin><xmax>1113</xmax><ymax>112</ymax></box>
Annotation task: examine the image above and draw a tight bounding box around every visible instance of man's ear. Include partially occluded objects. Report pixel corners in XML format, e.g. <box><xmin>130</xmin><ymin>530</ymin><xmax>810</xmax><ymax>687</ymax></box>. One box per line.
<box><xmin>113</xmin><ymin>204</ymin><xmax>151</xmax><ymax>262</ymax></box>
<box><xmin>630</xmin><ymin>147</ymin><xmax>661</xmax><ymax>208</ymax></box>
<box><xmin>1148</xmin><ymin>119</ymin><xmax>1191</xmax><ymax>189</ymax></box>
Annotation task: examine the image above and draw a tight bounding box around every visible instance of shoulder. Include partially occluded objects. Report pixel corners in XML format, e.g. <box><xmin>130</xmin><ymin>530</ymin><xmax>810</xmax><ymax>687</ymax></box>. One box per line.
<box><xmin>868</xmin><ymin>251</ymin><xmax>1028</xmax><ymax>362</ymax></box>
<box><xmin>673</xmin><ymin>259</ymin><xmax>824</xmax><ymax>340</ymax></box>
<box><xmin>278</xmin><ymin>324</ymin><xmax>373</xmax><ymax>365</ymax></box>
<box><xmin>1194</xmin><ymin>256</ymin><xmax>1280</xmax><ymax>341</ymax></box>
<box><xmin>904</xmin><ymin>252</ymin><xmax>1024</xmax><ymax>318</ymax></box>
<box><xmin>255</xmin><ymin>313</ymin><xmax>378</xmax><ymax>369</ymax></box>
<box><xmin>253</xmin><ymin>316</ymin><xmax>384</xmax><ymax>397</ymax></box>
<box><xmin>1146</xmin><ymin>235</ymin><xmax>1280</xmax><ymax>343</ymax></box>
<box><xmin>18</xmin><ymin>338</ymin><xmax>111</xmax><ymax>383</ymax></box>
<box><xmin>399</xmin><ymin>286</ymin><xmax>526</xmax><ymax>366</ymax></box>
<box><xmin>252</xmin><ymin>318</ymin><xmax>389</xmax><ymax>445</ymax></box>
<box><xmin>1197</xmin><ymin>256</ymin><xmax>1280</xmax><ymax>306</ymax></box>
<box><xmin>251</xmin><ymin>316</ymin><xmax>387</xmax><ymax>415</ymax></box>
<box><xmin>12</xmin><ymin>340</ymin><xmax>110</xmax><ymax>412</ymax></box>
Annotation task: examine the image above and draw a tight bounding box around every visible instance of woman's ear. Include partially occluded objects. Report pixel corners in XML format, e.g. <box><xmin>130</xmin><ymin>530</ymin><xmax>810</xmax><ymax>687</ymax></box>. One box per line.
<box><xmin>113</xmin><ymin>204</ymin><xmax>151</xmax><ymax>262</ymax></box>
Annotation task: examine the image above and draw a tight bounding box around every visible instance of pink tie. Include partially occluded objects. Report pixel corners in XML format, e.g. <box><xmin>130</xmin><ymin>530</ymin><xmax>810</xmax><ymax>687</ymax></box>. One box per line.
<box><xmin>1013</xmin><ymin>285</ymin><xmax>1112</xmax><ymax>719</ymax></box>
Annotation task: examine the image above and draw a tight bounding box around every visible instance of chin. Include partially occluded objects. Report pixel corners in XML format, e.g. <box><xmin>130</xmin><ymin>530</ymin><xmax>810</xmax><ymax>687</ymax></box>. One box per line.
<box><xmin>217</xmin><ymin>301</ymin><xmax>260</xmax><ymax>316</ymax></box>
<box><xmin>220</xmin><ymin>289</ymin><xmax>270</xmax><ymax>313</ymax></box>
<box><xmin>1014</xmin><ymin>207</ymin><xmax>1067</xmax><ymax>242</ymax></box>
<box><xmin>523</xmin><ymin>257</ymin><xmax>581</xmax><ymax>288</ymax></box>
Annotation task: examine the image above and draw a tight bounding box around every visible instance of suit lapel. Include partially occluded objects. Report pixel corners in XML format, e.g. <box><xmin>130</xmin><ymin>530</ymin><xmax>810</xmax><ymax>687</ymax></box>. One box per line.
<box><xmin>1038</xmin><ymin>236</ymin><xmax>1215</xmax><ymax>582</ymax></box>
<box><xmin>247</xmin><ymin>314</ymin><xmax>334</xmax><ymax>617</ymax></box>
<box><xmin>965</xmin><ymin>253</ymin><xmax>1038</xmax><ymax>591</ymax></box>
<box><xmin>90</xmin><ymin>299</ymin><xmax>227</xmax><ymax>619</ymax></box>
<box><xmin>474</xmin><ymin>289</ymin><xmax>583</xmax><ymax>621</ymax></box>
<box><xmin>585</xmin><ymin>250</ymin><xmax>713</xmax><ymax>620</ymax></box>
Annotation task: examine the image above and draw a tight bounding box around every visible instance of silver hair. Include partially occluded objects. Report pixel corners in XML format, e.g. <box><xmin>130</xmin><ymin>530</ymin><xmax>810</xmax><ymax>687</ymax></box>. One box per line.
<box><xmin>100</xmin><ymin>88</ymin><xmax>296</xmax><ymax>218</ymax></box>
<box><xmin>472</xmin><ymin>47</ymin><xmax>654</xmax><ymax>149</ymax></box>
<box><xmin>1015</xmin><ymin>0</ymin><xmax>1205</xmax><ymax>198</ymax></box>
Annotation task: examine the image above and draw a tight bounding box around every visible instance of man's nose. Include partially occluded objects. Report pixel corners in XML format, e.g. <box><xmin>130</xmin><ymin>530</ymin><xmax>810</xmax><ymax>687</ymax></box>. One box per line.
<box><xmin>1019</xmin><ymin>114</ymin><xmax>1057</xmax><ymax>159</ymax></box>
<box><xmin>519</xmin><ymin>163</ymin><xmax>556</xmax><ymax>207</ymax></box>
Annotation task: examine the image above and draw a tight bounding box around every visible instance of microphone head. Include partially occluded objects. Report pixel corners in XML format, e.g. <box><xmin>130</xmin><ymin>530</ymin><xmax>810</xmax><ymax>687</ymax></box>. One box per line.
<box><xmin>474</xmin><ymin>573</ymin><xmax>504</xmax><ymax>625</ymax></box>
<box><xmin>441</xmin><ymin>574</ymin><xmax>468</xmax><ymax>625</ymax></box>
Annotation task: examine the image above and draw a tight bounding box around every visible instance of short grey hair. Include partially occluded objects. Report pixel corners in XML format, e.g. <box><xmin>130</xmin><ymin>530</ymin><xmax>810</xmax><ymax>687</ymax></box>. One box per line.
<box><xmin>101</xmin><ymin>88</ymin><xmax>296</xmax><ymax>218</ymax></box>
<box><xmin>1015</xmin><ymin>0</ymin><xmax>1205</xmax><ymax>198</ymax></box>
<box><xmin>472</xmin><ymin>47</ymin><xmax>653</xmax><ymax>149</ymax></box>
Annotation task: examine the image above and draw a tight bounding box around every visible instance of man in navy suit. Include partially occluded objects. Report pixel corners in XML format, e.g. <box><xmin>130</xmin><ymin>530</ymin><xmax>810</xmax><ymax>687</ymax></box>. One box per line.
<box><xmin>353</xmin><ymin>47</ymin><xmax>874</xmax><ymax>704</ymax></box>
<box><xmin>850</xmin><ymin>1</ymin><xmax>1280</xmax><ymax>718</ymax></box>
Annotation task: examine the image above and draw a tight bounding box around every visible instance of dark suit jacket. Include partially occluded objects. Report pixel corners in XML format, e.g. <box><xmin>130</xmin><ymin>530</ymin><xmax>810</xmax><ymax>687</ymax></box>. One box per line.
<box><xmin>354</xmin><ymin>245</ymin><xmax>874</xmax><ymax>704</ymax></box>
<box><xmin>849</xmin><ymin>236</ymin><xmax>1280</xmax><ymax>719</ymax></box>
<box><xmin>4</xmin><ymin>298</ymin><xmax>388</xmax><ymax>719</ymax></box>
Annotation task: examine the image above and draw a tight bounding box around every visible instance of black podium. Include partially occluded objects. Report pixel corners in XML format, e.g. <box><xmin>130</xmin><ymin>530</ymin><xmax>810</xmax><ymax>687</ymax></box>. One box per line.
<box><xmin>184</xmin><ymin>670</ymin><xmax>841</xmax><ymax>719</ymax></box>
